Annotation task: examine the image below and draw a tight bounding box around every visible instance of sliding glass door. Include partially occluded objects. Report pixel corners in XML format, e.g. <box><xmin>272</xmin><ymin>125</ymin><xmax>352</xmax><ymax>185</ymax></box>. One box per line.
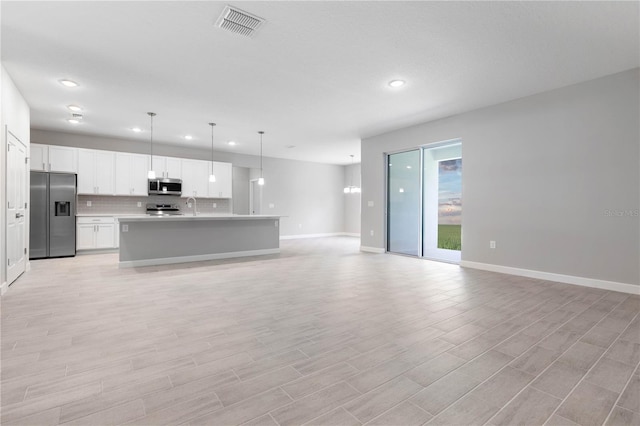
<box><xmin>387</xmin><ymin>141</ymin><xmax>462</xmax><ymax>263</ymax></box>
<box><xmin>387</xmin><ymin>150</ymin><xmax>421</xmax><ymax>255</ymax></box>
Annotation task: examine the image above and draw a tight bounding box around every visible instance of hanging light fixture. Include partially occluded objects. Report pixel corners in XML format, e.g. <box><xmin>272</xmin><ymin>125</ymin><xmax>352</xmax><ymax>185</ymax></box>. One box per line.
<box><xmin>258</xmin><ymin>131</ymin><xmax>265</xmax><ymax>186</ymax></box>
<box><xmin>208</xmin><ymin>123</ymin><xmax>217</xmax><ymax>183</ymax></box>
<box><xmin>147</xmin><ymin>112</ymin><xmax>156</xmax><ymax>179</ymax></box>
<box><xmin>344</xmin><ymin>154</ymin><xmax>361</xmax><ymax>194</ymax></box>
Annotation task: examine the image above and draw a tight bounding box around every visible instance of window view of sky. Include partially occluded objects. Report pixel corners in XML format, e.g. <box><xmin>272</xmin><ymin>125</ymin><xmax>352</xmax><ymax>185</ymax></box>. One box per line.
<box><xmin>438</xmin><ymin>158</ymin><xmax>462</xmax><ymax>225</ymax></box>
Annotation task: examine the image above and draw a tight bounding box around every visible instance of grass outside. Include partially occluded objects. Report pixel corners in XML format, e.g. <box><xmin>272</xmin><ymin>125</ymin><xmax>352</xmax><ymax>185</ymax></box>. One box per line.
<box><xmin>438</xmin><ymin>224</ymin><xmax>461</xmax><ymax>250</ymax></box>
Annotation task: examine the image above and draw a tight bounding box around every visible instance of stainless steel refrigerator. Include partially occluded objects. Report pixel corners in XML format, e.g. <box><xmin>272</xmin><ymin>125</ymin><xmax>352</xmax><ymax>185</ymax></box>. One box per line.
<box><xmin>30</xmin><ymin>172</ymin><xmax>77</xmax><ymax>259</ymax></box>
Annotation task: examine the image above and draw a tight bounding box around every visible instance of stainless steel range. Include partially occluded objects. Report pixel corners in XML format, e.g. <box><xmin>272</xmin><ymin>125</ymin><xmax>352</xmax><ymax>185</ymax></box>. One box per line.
<box><xmin>146</xmin><ymin>203</ymin><xmax>182</xmax><ymax>216</ymax></box>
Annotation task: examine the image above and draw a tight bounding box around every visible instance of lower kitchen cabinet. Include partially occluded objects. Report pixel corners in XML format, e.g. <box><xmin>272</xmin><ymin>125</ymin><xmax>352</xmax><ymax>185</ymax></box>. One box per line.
<box><xmin>77</xmin><ymin>217</ymin><xmax>116</xmax><ymax>250</ymax></box>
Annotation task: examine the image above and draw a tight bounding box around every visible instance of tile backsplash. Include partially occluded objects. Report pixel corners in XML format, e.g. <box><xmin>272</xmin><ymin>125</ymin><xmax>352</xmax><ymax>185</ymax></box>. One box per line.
<box><xmin>77</xmin><ymin>195</ymin><xmax>231</xmax><ymax>215</ymax></box>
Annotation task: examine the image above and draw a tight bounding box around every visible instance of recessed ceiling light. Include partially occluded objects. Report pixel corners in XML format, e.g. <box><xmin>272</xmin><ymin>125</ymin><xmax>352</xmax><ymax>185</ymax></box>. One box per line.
<box><xmin>131</xmin><ymin>127</ymin><xmax>142</xmax><ymax>133</ymax></box>
<box><xmin>59</xmin><ymin>79</ymin><xmax>79</xmax><ymax>87</ymax></box>
<box><xmin>406</xmin><ymin>165</ymin><xmax>412</xmax><ymax>169</ymax></box>
<box><xmin>67</xmin><ymin>105</ymin><xmax>82</xmax><ymax>112</ymax></box>
<box><xmin>67</xmin><ymin>118</ymin><xmax>80</xmax><ymax>124</ymax></box>
<box><xmin>185</xmin><ymin>135</ymin><xmax>193</xmax><ymax>140</ymax></box>
<box><xmin>389</xmin><ymin>80</ymin><xmax>405</xmax><ymax>88</ymax></box>
<box><xmin>286</xmin><ymin>145</ymin><xmax>296</xmax><ymax>149</ymax></box>
<box><xmin>227</xmin><ymin>141</ymin><xmax>236</xmax><ymax>146</ymax></box>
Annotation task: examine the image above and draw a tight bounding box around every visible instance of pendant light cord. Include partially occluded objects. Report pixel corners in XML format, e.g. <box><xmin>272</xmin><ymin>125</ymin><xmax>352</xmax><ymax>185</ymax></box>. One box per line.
<box><xmin>148</xmin><ymin>112</ymin><xmax>156</xmax><ymax>171</ymax></box>
<box><xmin>259</xmin><ymin>131</ymin><xmax>264</xmax><ymax>178</ymax></box>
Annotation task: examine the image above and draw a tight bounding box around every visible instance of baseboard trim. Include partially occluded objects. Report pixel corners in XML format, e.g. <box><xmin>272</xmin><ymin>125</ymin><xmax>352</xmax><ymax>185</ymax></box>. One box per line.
<box><xmin>360</xmin><ymin>246</ymin><xmax>385</xmax><ymax>254</ymax></box>
<box><xmin>343</xmin><ymin>233</ymin><xmax>361</xmax><ymax>238</ymax></box>
<box><xmin>119</xmin><ymin>248</ymin><xmax>280</xmax><ymax>268</ymax></box>
<box><xmin>460</xmin><ymin>260</ymin><xmax>640</xmax><ymax>295</ymax></box>
<box><xmin>77</xmin><ymin>248</ymin><xmax>119</xmax><ymax>255</ymax></box>
<box><xmin>0</xmin><ymin>281</ymin><xmax>7</xmax><ymax>296</ymax></box>
<box><xmin>280</xmin><ymin>233</ymin><xmax>345</xmax><ymax>240</ymax></box>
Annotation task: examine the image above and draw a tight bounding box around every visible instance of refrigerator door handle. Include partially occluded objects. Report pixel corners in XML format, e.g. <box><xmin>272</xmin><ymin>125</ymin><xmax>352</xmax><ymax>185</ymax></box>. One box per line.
<box><xmin>15</xmin><ymin>213</ymin><xmax>23</xmax><ymax>218</ymax></box>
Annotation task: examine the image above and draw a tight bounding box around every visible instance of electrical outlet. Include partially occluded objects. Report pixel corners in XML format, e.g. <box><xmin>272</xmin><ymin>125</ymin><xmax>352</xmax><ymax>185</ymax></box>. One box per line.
<box><xmin>368</xmin><ymin>201</ymin><xmax>374</xmax><ymax>207</ymax></box>
<box><xmin>213</xmin><ymin>203</ymin><xmax>217</xmax><ymax>208</ymax></box>
<box><xmin>298</xmin><ymin>224</ymin><xmax>302</xmax><ymax>229</ymax></box>
<box><xmin>137</xmin><ymin>202</ymin><xmax>142</xmax><ymax>207</ymax></box>
<box><xmin>187</xmin><ymin>203</ymin><xmax>192</xmax><ymax>208</ymax></box>
<box><xmin>86</xmin><ymin>201</ymin><xmax>92</xmax><ymax>207</ymax></box>
<box><xmin>269</xmin><ymin>203</ymin><xmax>275</xmax><ymax>208</ymax></box>
<box><xmin>370</xmin><ymin>230</ymin><xmax>374</xmax><ymax>236</ymax></box>
<box><xmin>490</xmin><ymin>240</ymin><xmax>496</xmax><ymax>249</ymax></box>
<box><xmin>122</xmin><ymin>224</ymin><xmax>129</xmax><ymax>232</ymax></box>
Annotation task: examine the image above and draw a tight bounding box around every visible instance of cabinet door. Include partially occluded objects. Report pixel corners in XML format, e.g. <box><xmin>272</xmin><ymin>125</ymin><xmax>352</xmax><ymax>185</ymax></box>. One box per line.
<box><xmin>76</xmin><ymin>224</ymin><xmax>96</xmax><ymax>249</ymax></box>
<box><xmin>95</xmin><ymin>224</ymin><xmax>115</xmax><ymax>248</ymax></box>
<box><xmin>165</xmin><ymin>157</ymin><xmax>182</xmax><ymax>179</ymax></box>
<box><xmin>114</xmin><ymin>219</ymin><xmax>120</xmax><ymax>248</ymax></box>
<box><xmin>217</xmin><ymin>162</ymin><xmax>232</xmax><ymax>198</ymax></box>
<box><xmin>192</xmin><ymin>160</ymin><xmax>209</xmax><ymax>197</ymax></box>
<box><xmin>115</xmin><ymin>153</ymin><xmax>134</xmax><ymax>195</ymax></box>
<box><xmin>30</xmin><ymin>144</ymin><xmax>48</xmax><ymax>171</ymax></box>
<box><xmin>94</xmin><ymin>151</ymin><xmax>115</xmax><ymax>195</ymax></box>
<box><xmin>182</xmin><ymin>159</ymin><xmax>208</xmax><ymax>197</ymax></box>
<box><xmin>48</xmin><ymin>145</ymin><xmax>78</xmax><ymax>172</ymax></box>
<box><xmin>77</xmin><ymin>149</ymin><xmax>96</xmax><ymax>194</ymax></box>
<box><xmin>181</xmin><ymin>159</ymin><xmax>196</xmax><ymax>197</ymax></box>
<box><xmin>208</xmin><ymin>162</ymin><xmax>232</xmax><ymax>198</ymax></box>
<box><xmin>131</xmin><ymin>154</ymin><xmax>150</xmax><ymax>195</ymax></box>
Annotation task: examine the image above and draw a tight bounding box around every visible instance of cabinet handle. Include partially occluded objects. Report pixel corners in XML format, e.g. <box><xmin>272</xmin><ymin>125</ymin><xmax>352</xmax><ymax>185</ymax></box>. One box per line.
<box><xmin>42</xmin><ymin>162</ymin><xmax>45</xmax><ymax>170</ymax></box>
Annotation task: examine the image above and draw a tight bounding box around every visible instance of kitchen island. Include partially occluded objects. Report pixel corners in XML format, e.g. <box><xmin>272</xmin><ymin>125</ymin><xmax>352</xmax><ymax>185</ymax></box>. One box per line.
<box><xmin>117</xmin><ymin>214</ymin><xmax>280</xmax><ymax>268</ymax></box>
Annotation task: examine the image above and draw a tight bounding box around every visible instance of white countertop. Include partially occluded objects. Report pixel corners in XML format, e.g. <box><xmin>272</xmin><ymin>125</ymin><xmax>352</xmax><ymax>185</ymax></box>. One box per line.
<box><xmin>117</xmin><ymin>214</ymin><xmax>280</xmax><ymax>222</ymax></box>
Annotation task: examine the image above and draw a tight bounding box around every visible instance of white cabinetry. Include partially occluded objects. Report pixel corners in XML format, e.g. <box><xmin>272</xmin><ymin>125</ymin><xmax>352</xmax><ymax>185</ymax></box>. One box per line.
<box><xmin>152</xmin><ymin>156</ymin><xmax>182</xmax><ymax>179</ymax></box>
<box><xmin>77</xmin><ymin>217</ymin><xmax>115</xmax><ymax>250</ymax></box>
<box><xmin>181</xmin><ymin>159</ymin><xmax>209</xmax><ymax>197</ymax></box>
<box><xmin>208</xmin><ymin>161</ymin><xmax>233</xmax><ymax>198</ymax></box>
<box><xmin>30</xmin><ymin>144</ymin><xmax>78</xmax><ymax>172</ymax></box>
<box><xmin>77</xmin><ymin>149</ymin><xmax>115</xmax><ymax>195</ymax></box>
<box><xmin>115</xmin><ymin>153</ymin><xmax>149</xmax><ymax>196</ymax></box>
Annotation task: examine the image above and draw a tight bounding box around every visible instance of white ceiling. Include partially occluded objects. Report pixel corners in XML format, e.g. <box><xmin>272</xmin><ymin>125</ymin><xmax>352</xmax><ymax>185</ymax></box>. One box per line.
<box><xmin>2</xmin><ymin>1</ymin><xmax>638</xmax><ymax>165</ymax></box>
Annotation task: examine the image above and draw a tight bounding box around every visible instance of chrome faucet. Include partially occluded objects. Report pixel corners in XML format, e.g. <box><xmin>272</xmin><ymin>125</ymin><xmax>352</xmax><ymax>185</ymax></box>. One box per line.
<box><xmin>186</xmin><ymin>197</ymin><xmax>197</xmax><ymax>216</ymax></box>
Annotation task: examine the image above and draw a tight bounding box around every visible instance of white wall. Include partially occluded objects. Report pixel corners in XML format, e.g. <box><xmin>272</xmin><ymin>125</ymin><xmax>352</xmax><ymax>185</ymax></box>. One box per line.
<box><xmin>1</xmin><ymin>65</ymin><xmax>31</xmax><ymax>290</ymax></box>
<box><xmin>31</xmin><ymin>129</ymin><xmax>346</xmax><ymax>237</ymax></box>
<box><xmin>343</xmin><ymin>163</ymin><xmax>361</xmax><ymax>236</ymax></box>
<box><xmin>361</xmin><ymin>68</ymin><xmax>639</xmax><ymax>288</ymax></box>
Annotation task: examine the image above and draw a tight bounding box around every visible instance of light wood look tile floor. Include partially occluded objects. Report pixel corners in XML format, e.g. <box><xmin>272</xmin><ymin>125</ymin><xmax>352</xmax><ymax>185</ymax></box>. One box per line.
<box><xmin>2</xmin><ymin>237</ymin><xmax>639</xmax><ymax>425</ymax></box>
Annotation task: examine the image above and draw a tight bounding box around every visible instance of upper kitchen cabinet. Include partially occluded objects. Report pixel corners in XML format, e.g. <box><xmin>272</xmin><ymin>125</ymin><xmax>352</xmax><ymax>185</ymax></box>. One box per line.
<box><xmin>152</xmin><ymin>156</ymin><xmax>182</xmax><ymax>179</ymax></box>
<box><xmin>115</xmin><ymin>153</ymin><xmax>149</xmax><ymax>196</ymax></box>
<box><xmin>30</xmin><ymin>144</ymin><xmax>77</xmax><ymax>173</ymax></box>
<box><xmin>181</xmin><ymin>158</ymin><xmax>209</xmax><ymax>198</ymax></box>
<box><xmin>208</xmin><ymin>161</ymin><xmax>233</xmax><ymax>198</ymax></box>
<box><xmin>77</xmin><ymin>148</ymin><xmax>115</xmax><ymax>195</ymax></box>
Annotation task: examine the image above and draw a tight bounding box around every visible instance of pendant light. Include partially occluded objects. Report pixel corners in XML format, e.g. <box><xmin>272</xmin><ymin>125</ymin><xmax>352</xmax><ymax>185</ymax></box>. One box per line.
<box><xmin>258</xmin><ymin>131</ymin><xmax>265</xmax><ymax>186</ymax></box>
<box><xmin>343</xmin><ymin>154</ymin><xmax>361</xmax><ymax>194</ymax></box>
<box><xmin>208</xmin><ymin>123</ymin><xmax>217</xmax><ymax>183</ymax></box>
<box><xmin>147</xmin><ymin>112</ymin><xmax>156</xmax><ymax>179</ymax></box>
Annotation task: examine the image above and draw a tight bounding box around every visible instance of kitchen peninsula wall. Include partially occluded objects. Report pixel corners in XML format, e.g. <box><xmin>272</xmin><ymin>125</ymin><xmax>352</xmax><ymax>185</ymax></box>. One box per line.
<box><xmin>77</xmin><ymin>195</ymin><xmax>230</xmax><ymax>215</ymax></box>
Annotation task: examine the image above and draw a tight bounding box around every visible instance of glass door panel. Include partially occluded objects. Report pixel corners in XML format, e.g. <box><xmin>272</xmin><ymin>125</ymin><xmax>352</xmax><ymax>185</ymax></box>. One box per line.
<box><xmin>387</xmin><ymin>150</ymin><xmax>421</xmax><ymax>256</ymax></box>
<box><xmin>423</xmin><ymin>143</ymin><xmax>462</xmax><ymax>263</ymax></box>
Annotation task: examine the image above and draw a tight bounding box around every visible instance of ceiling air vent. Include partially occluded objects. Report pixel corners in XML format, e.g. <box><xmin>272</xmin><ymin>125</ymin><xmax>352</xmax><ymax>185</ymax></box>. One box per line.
<box><xmin>215</xmin><ymin>5</ymin><xmax>264</xmax><ymax>38</ymax></box>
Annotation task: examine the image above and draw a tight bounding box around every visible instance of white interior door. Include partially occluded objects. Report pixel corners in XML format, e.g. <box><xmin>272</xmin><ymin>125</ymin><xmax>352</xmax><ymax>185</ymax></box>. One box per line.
<box><xmin>6</xmin><ymin>130</ymin><xmax>27</xmax><ymax>285</ymax></box>
<box><xmin>249</xmin><ymin>179</ymin><xmax>261</xmax><ymax>215</ymax></box>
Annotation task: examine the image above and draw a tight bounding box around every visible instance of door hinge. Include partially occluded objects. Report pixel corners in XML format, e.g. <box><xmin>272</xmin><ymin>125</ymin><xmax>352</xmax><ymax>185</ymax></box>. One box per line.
<box><xmin>7</xmin><ymin>145</ymin><xmax>10</xmax><ymax>152</ymax></box>
<box><xmin>25</xmin><ymin>202</ymin><xmax>28</xmax><ymax>208</ymax></box>
<box><xmin>7</xmin><ymin>259</ymin><xmax>10</xmax><ymax>266</ymax></box>
<box><xmin>24</xmin><ymin>248</ymin><xmax>27</xmax><ymax>254</ymax></box>
<box><xmin>25</xmin><ymin>157</ymin><xmax>29</xmax><ymax>164</ymax></box>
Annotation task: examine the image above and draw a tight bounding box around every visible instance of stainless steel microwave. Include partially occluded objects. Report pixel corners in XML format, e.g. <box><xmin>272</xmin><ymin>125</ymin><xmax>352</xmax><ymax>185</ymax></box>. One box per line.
<box><xmin>148</xmin><ymin>178</ymin><xmax>182</xmax><ymax>196</ymax></box>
